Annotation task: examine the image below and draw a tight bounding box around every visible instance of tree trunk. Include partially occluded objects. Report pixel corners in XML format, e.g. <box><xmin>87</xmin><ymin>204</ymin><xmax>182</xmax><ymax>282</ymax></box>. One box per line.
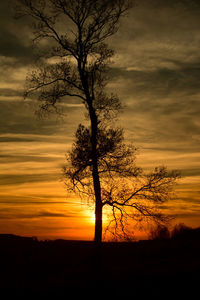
<box><xmin>78</xmin><ymin>61</ymin><xmax>103</xmax><ymax>243</ymax></box>
<box><xmin>89</xmin><ymin>106</ymin><xmax>103</xmax><ymax>244</ymax></box>
<box><xmin>94</xmin><ymin>176</ymin><xmax>103</xmax><ymax>244</ymax></box>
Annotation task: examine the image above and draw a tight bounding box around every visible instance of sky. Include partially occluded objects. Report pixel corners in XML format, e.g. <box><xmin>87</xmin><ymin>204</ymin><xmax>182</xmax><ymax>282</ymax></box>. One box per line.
<box><xmin>0</xmin><ymin>0</ymin><xmax>200</xmax><ymax>240</ymax></box>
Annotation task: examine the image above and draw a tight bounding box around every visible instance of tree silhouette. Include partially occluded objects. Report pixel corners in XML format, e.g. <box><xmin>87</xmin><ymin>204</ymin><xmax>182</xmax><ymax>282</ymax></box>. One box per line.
<box><xmin>15</xmin><ymin>0</ymin><xmax>179</xmax><ymax>243</ymax></box>
<box><xmin>64</xmin><ymin>124</ymin><xmax>179</xmax><ymax>240</ymax></box>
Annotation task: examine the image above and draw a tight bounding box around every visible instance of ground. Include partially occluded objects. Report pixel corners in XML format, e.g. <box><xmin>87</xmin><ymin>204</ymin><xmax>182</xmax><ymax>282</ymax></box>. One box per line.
<box><xmin>0</xmin><ymin>234</ymin><xmax>199</xmax><ymax>296</ymax></box>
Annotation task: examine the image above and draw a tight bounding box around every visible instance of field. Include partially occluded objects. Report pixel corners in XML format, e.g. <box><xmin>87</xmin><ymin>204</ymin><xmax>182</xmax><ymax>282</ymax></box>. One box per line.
<box><xmin>0</xmin><ymin>234</ymin><xmax>199</xmax><ymax>296</ymax></box>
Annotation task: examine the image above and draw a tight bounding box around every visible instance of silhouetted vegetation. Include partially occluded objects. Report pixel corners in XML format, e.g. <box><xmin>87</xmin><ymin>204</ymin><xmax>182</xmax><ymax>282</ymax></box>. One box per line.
<box><xmin>149</xmin><ymin>224</ymin><xmax>171</xmax><ymax>240</ymax></box>
<box><xmin>15</xmin><ymin>0</ymin><xmax>133</xmax><ymax>244</ymax></box>
<box><xmin>149</xmin><ymin>223</ymin><xmax>200</xmax><ymax>241</ymax></box>
<box><xmin>171</xmin><ymin>223</ymin><xmax>200</xmax><ymax>240</ymax></box>
<box><xmin>0</xmin><ymin>231</ymin><xmax>200</xmax><ymax>295</ymax></box>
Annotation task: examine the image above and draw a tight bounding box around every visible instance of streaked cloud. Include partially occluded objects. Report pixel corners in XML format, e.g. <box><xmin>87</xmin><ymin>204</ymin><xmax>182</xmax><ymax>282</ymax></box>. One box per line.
<box><xmin>0</xmin><ymin>210</ymin><xmax>74</xmax><ymax>219</ymax></box>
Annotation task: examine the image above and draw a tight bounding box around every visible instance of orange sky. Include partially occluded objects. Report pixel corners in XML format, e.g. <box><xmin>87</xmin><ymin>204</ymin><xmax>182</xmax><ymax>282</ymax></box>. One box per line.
<box><xmin>0</xmin><ymin>1</ymin><xmax>200</xmax><ymax>240</ymax></box>
<box><xmin>0</xmin><ymin>135</ymin><xmax>199</xmax><ymax>240</ymax></box>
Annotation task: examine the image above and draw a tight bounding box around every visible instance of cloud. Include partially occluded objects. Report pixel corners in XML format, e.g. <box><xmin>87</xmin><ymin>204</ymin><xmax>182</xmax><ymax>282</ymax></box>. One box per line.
<box><xmin>0</xmin><ymin>29</ymin><xmax>34</xmax><ymax>63</ymax></box>
<box><xmin>107</xmin><ymin>58</ymin><xmax>200</xmax><ymax>158</ymax></box>
<box><xmin>0</xmin><ymin>201</ymin><xmax>79</xmax><ymax>220</ymax></box>
<box><xmin>0</xmin><ymin>174</ymin><xmax>59</xmax><ymax>185</ymax></box>
<box><xmin>0</xmin><ymin>210</ymin><xmax>73</xmax><ymax>220</ymax></box>
<box><xmin>0</xmin><ymin>1</ymin><xmax>35</xmax><ymax>63</ymax></box>
<box><xmin>0</xmin><ymin>99</ymin><xmax>85</xmax><ymax>140</ymax></box>
<box><xmin>109</xmin><ymin>0</ymin><xmax>200</xmax><ymax>93</ymax></box>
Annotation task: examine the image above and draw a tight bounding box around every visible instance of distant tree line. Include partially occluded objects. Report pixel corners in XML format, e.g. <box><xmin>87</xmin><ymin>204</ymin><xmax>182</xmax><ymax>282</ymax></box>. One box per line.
<box><xmin>149</xmin><ymin>223</ymin><xmax>200</xmax><ymax>241</ymax></box>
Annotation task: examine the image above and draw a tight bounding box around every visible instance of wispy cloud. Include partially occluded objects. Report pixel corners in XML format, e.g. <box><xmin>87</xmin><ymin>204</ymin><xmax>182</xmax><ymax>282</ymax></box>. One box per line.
<box><xmin>0</xmin><ymin>210</ymin><xmax>74</xmax><ymax>219</ymax></box>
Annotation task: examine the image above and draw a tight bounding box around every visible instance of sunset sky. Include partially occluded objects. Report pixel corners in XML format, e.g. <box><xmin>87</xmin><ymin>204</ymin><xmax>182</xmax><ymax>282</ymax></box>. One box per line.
<box><xmin>0</xmin><ymin>0</ymin><xmax>200</xmax><ymax>240</ymax></box>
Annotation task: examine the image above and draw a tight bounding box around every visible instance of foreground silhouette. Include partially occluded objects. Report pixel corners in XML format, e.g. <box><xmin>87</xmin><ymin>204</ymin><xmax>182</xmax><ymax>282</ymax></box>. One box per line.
<box><xmin>15</xmin><ymin>0</ymin><xmax>133</xmax><ymax>244</ymax></box>
<box><xmin>0</xmin><ymin>227</ymin><xmax>200</xmax><ymax>295</ymax></box>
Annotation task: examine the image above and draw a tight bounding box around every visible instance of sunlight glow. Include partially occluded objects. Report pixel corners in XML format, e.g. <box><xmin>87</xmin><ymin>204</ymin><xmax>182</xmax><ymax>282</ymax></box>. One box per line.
<box><xmin>86</xmin><ymin>210</ymin><xmax>95</xmax><ymax>225</ymax></box>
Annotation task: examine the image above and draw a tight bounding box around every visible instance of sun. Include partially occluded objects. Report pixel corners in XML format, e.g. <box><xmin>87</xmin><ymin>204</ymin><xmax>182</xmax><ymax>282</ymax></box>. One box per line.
<box><xmin>86</xmin><ymin>210</ymin><xmax>95</xmax><ymax>225</ymax></box>
<box><xmin>90</xmin><ymin>212</ymin><xmax>96</xmax><ymax>224</ymax></box>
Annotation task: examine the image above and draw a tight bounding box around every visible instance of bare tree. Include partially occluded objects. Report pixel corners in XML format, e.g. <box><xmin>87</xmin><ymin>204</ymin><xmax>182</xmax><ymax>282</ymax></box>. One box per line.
<box><xmin>15</xmin><ymin>0</ymin><xmax>179</xmax><ymax>243</ymax></box>
<box><xmin>64</xmin><ymin>124</ymin><xmax>180</xmax><ymax>241</ymax></box>
<box><xmin>15</xmin><ymin>0</ymin><xmax>132</xmax><ymax>243</ymax></box>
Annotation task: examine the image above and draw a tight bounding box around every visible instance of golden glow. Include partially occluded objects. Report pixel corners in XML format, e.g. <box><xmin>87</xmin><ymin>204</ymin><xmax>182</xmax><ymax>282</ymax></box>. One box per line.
<box><xmin>86</xmin><ymin>210</ymin><xmax>96</xmax><ymax>225</ymax></box>
<box><xmin>0</xmin><ymin>168</ymin><xmax>200</xmax><ymax>240</ymax></box>
<box><xmin>1</xmin><ymin>143</ymin><xmax>200</xmax><ymax>240</ymax></box>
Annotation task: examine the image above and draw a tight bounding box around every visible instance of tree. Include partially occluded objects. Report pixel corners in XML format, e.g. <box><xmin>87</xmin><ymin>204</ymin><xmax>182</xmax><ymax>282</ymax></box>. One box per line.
<box><xmin>15</xmin><ymin>0</ymin><xmax>179</xmax><ymax>243</ymax></box>
<box><xmin>64</xmin><ymin>124</ymin><xmax>179</xmax><ymax>241</ymax></box>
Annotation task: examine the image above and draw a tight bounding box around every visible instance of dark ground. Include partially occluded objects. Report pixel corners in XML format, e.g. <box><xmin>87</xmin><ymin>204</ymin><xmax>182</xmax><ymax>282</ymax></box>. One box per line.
<box><xmin>0</xmin><ymin>234</ymin><xmax>199</xmax><ymax>296</ymax></box>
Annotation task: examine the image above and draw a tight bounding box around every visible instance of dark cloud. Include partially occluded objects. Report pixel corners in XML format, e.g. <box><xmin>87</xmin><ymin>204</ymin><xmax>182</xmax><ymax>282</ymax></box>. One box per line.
<box><xmin>0</xmin><ymin>1</ymin><xmax>35</xmax><ymax>64</ymax></box>
<box><xmin>109</xmin><ymin>57</ymin><xmax>200</xmax><ymax>154</ymax></box>
<box><xmin>0</xmin><ymin>137</ymin><xmax>39</xmax><ymax>143</ymax></box>
<box><xmin>0</xmin><ymin>100</ymin><xmax>61</xmax><ymax>135</ymax></box>
<box><xmin>0</xmin><ymin>88</ymin><xmax>22</xmax><ymax>97</ymax></box>
<box><xmin>0</xmin><ymin>174</ymin><xmax>59</xmax><ymax>185</ymax></box>
<box><xmin>181</xmin><ymin>169</ymin><xmax>200</xmax><ymax>177</ymax></box>
<box><xmin>0</xmin><ymin>200</ymin><xmax>66</xmax><ymax>205</ymax></box>
<box><xmin>0</xmin><ymin>28</ymin><xmax>34</xmax><ymax>62</ymax></box>
<box><xmin>111</xmin><ymin>61</ymin><xmax>200</xmax><ymax>99</ymax></box>
<box><xmin>0</xmin><ymin>99</ymin><xmax>85</xmax><ymax>138</ymax></box>
<box><xmin>149</xmin><ymin>0</ymin><xmax>200</xmax><ymax>10</ymax></box>
<box><xmin>0</xmin><ymin>210</ymin><xmax>74</xmax><ymax>219</ymax></box>
<box><xmin>0</xmin><ymin>154</ymin><xmax>61</xmax><ymax>163</ymax></box>
<box><xmin>0</xmin><ymin>194</ymin><xmax>71</xmax><ymax>203</ymax></box>
<box><xmin>0</xmin><ymin>101</ymin><xmax>44</xmax><ymax>135</ymax></box>
<box><xmin>178</xmin><ymin>196</ymin><xmax>200</xmax><ymax>204</ymax></box>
